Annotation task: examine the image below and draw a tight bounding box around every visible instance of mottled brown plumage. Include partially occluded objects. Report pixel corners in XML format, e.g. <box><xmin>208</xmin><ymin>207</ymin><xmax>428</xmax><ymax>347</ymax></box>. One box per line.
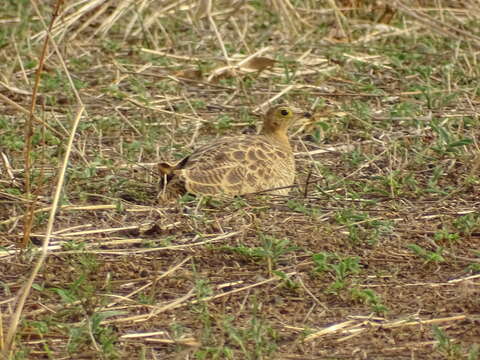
<box><xmin>159</xmin><ymin>105</ymin><xmax>309</xmax><ymax>200</ymax></box>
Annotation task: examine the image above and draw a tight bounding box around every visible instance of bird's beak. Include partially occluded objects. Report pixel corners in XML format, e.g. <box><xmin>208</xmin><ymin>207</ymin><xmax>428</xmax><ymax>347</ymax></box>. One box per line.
<box><xmin>288</xmin><ymin>109</ymin><xmax>313</xmax><ymax>133</ymax></box>
<box><xmin>291</xmin><ymin>107</ymin><xmax>312</xmax><ymax>121</ymax></box>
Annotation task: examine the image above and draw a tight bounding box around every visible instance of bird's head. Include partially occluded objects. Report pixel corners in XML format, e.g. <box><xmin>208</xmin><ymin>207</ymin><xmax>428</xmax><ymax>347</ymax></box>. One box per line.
<box><xmin>262</xmin><ymin>105</ymin><xmax>311</xmax><ymax>134</ymax></box>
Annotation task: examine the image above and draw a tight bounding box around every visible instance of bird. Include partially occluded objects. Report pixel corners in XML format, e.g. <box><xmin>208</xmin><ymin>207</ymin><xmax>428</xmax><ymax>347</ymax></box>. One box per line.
<box><xmin>158</xmin><ymin>104</ymin><xmax>311</xmax><ymax>200</ymax></box>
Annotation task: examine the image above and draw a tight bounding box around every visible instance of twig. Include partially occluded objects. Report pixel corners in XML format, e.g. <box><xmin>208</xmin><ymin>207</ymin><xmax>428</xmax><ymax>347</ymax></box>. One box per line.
<box><xmin>21</xmin><ymin>0</ymin><xmax>64</xmax><ymax>248</ymax></box>
<box><xmin>3</xmin><ymin>106</ymin><xmax>84</xmax><ymax>355</ymax></box>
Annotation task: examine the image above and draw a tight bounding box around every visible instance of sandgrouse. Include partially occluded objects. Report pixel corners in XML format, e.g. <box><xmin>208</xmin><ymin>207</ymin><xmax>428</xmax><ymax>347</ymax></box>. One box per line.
<box><xmin>158</xmin><ymin>105</ymin><xmax>310</xmax><ymax>200</ymax></box>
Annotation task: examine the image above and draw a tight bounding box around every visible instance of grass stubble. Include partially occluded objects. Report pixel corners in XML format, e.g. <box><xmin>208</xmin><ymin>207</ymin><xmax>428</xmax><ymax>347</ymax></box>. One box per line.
<box><xmin>0</xmin><ymin>0</ymin><xmax>479</xmax><ymax>359</ymax></box>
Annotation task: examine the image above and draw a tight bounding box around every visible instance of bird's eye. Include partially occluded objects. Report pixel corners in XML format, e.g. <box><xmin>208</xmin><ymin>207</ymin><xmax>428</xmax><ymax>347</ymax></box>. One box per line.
<box><xmin>280</xmin><ymin>109</ymin><xmax>289</xmax><ymax>116</ymax></box>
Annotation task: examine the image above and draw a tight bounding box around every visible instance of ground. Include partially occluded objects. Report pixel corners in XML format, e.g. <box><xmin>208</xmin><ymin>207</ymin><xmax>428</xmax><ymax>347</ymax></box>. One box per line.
<box><xmin>0</xmin><ymin>1</ymin><xmax>479</xmax><ymax>359</ymax></box>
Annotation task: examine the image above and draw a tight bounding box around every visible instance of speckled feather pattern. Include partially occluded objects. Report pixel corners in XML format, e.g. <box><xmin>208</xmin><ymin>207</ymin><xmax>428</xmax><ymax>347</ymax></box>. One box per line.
<box><xmin>159</xmin><ymin>105</ymin><xmax>306</xmax><ymax>199</ymax></box>
<box><xmin>176</xmin><ymin>135</ymin><xmax>295</xmax><ymax>196</ymax></box>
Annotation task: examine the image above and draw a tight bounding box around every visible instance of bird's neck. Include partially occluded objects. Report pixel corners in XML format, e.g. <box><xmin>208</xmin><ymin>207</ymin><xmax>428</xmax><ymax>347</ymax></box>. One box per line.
<box><xmin>261</xmin><ymin>128</ymin><xmax>291</xmax><ymax>150</ymax></box>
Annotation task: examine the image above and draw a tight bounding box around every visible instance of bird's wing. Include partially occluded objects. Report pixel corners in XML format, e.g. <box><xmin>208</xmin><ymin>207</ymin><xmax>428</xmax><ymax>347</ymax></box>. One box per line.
<box><xmin>177</xmin><ymin>136</ymin><xmax>290</xmax><ymax>195</ymax></box>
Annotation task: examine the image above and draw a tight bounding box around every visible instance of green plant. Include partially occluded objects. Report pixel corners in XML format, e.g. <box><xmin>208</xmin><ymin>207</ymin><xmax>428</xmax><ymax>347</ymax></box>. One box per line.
<box><xmin>430</xmin><ymin>120</ymin><xmax>473</xmax><ymax>155</ymax></box>
<box><xmin>286</xmin><ymin>199</ymin><xmax>318</xmax><ymax>216</ymax></box>
<box><xmin>137</xmin><ymin>292</ymin><xmax>156</xmax><ymax>305</ymax></box>
<box><xmin>214</xmin><ymin>115</ymin><xmax>233</xmax><ymax>131</ymax></box>
<box><xmin>67</xmin><ymin>311</ymin><xmax>120</xmax><ymax>357</ymax></box>
<box><xmin>272</xmin><ymin>270</ymin><xmax>299</xmax><ymax>290</ymax></box>
<box><xmin>220</xmin><ymin>302</ymin><xmax>278</xmax><ymax>360</ymax></box>
<box><xmin>426</xmin><ymin>165</ymin><xmax>449</xmax><ymax>195</ymax></box>
<box><xmin>432</xmin><ymin>325</ymin><xmax>462</xmax><ymax>359</ymax></box>
<box><xmin>334</xmin><ymin>210</ymin><xmax>394</xmax><ymax>245</ymax></box>
<box><xmin>407</xmin><ymin>244</ymin><xmax>445</xmax><ymax>263</ymax></box>
<box><xmin>453</xmin><ymin>213</ymin><xmax>480</xmax><ymax>238</ymax></box>
<box><xmin>220</xmin><ymin>235</ymin><xmax>298</xmax><ymax>274</ymax></box>
<box><xmin>467</xmin><ymin>250</ymin><xmax>480</xmax><ymax>273</ymax></box>
<box><xmin>344</xmin><ymin>149</ymin><xmax>366</xmax><ymax>167</ymax></box>
<box><xmin>350</xmin><ymin>288</ymin><xmax>388</xmax><ymax>314</ymax></box>
<box><xmin>468</xmin><ymin>344</ymin><xmax>480</xmax><ymax>360</ymax></box>
<box><xmin>434</xmin><ymin>229</ymin><xmax>460</xmax><ymax>244</ymax></box>
<box><xmin>312</xmin><ymin>252</ymin><xmax>361</xmax><ymax>294</ymax></box>
<box><xmin>278</xmin><ymin>56</ymin><xmax>297</xmax><ymax>83</ymax></box>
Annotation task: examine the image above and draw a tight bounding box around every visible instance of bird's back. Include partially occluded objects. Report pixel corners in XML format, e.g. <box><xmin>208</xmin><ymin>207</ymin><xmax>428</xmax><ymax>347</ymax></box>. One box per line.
<box><xmin>164</xmin><ymin>134</ymin><xmax>295</xmax><ymax>197</ymax></box>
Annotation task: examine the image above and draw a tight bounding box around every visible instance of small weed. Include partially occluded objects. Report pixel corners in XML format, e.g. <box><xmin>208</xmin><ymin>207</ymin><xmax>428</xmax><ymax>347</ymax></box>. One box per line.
<box><xmin>434</xmin><ymin>229</ymin><xmax>460</xmax><ymax>244</ymax></box>
<box><xmin>334</xmin><ymin>210</ymin><xmax>393</xmax><ymax>245</ymax></box>
<box><xmin>220</xmin><ymin>302</ymin><xmax>278</xmax><ymax>360</ymax></box>
<box><xmin>220</xmin><ymin>235</ymin><xmax>298</xmax><ymax>274</ymax></box>
<box><xmin>432</xmin><ymin>325</ymin><xmax>462</xmax><ymax>360</ymax></box>
<box><xmin>350</xmin><ymin>288</ymin><xmax>388</xmax><ymax>314</ymax></box>
<box><xmin>232</xmin><ymin>197</ymin><xmax>248</xmax><ymax>209</ymax></box>
<box><xmin>170</xmin><ymin>323</ymin><xmax>187</xmax><ymax>339</ymax></box>
<box><xmin>101</xmin><ymin>39</ymin><xmax>122</xmax><ymax>53</ymax></box>
<box><xmin>369</xmin><ymin>170</ymin><xmax>420</xmax><ymax>198</ymax></box>
<box><xmin>1</xmin><ymin>125</ymin><xmax>26</xmax><ymax>152</ymax></box>
<box><xmin>468</xmin><ymin>344</ymin><xmax>480</xmax><ymax>360</ymax></box>
<box><xmin>272</xmin><ymin>270</ymin><xmax>299</xmax><ymax>290</ymax></box>
<box><xmin>344</xmin><ymin>100</ymin><xmax>372</xmax><ymax>124</ymax></box>
<box><xmin>453</xmin><ymin>213</ymin><xmax>480</xmax><ymax>238</ymax></box>
<box><xmin>254</xmin><ymin>234</ymin><xmax>298</xmax><ymax>274</ymax></box>
<box><xmin>310</xmin><ymin>120</ymin><xmax>330</xmax><ymax>143</ymax></box>
<box><xmin>389</xmin><ymin>101</ymin><xmax>421</xmax><ymax>118</ymax></box>
<box><xmin>179</xmin><ymin>192</ymin><xmax>197</xmax><ymax>204</ymax></box>
<box><xmin>468</xmin><ymin>262</ymin><xmax>480</xmax><ymax>273</ymax></box>
<box><xmin>137</xmin><ymin>292</ymin><xmax>156</xmax><ymax>305</ymax></box>
<box><xmin>214</xmin><ymin>115</ymin><xmax>233</xmax><ymax>131</ymax></box>
<box><xmin>89</xmin><ymin>311</ymin><xmax>121</xmax><ymax>355</ymax></box>
<box><xmin>192</xmin><ymin>278</ymin><xmax>215</xmax><ymax>346</ymax></box>
<box><xmin>407</xmin><ymin>243</ymin><xmax>445</xmax><ymax>264</ymax></box>
<box><xmin>312</xmin><ymin>252</ymin><xmax>361</xmax><ymax>294</ymax></box>
<box><xmin>430</xmin><ymin>120</ymin><xmax>474</xmax><ymax>155</ymax></box>
<box><xmin>23</xmin><ymin>319</ymin><xmax>53</xmax><ymax>357</ymax></box>
<box><xmin>278</xmin><ymin>56</ymin><xmax>297</xmax><ymax>83</ymax></box>
<box><xmin>195</xmin><ymin>346</ymin><xmax>234</xmax><ymax>360</ymax></box>
<box><xmin>343</xmin><ymin>149</ymin><xmax>366</xmax><ymax>167</ymax></box>
<box><xmin>67</xmin><ymin>311</ymin><xmax>121</xmax><ymax>358</ymax></box>
<box><xmin>11</xmin><ymin>348</ymin><xmax>30</xmax><ymax>360</ymax></box>
<box><xmin>426</xmin><ymin>165</ymin><xmax>449</xmax><ymax>195</ymax></box>
<box><xmin>31</xmin><ymin>255</ymin><xmax>121</xmax><ymax>358</ymax></box>
<box><xmin>286</xmin><ymin>199</ymin><xmax>318</xmax><ymax>216</ymax></box>
<box><xmin>194</xmin><ymin>278</ymin><xmax>214</xmax><ymax>300</ymax></box>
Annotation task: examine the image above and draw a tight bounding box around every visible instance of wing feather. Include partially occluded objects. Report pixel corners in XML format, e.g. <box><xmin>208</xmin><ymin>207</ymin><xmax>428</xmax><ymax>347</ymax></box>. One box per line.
<box><xmin>163</xmin><ymin>134</ymin><xmax>294</xmax><ymax>197</ymax></box>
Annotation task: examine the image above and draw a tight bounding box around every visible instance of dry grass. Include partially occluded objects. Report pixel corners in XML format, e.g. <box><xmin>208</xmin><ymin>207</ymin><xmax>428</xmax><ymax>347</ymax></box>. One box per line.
<box><xmin>1</xmin><ymin>0</ymin><xmax>480</xmax><ymax>359</ymax></box>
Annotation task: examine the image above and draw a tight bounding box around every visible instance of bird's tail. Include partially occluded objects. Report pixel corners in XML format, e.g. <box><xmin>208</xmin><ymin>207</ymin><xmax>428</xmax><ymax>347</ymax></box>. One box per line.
<box><xmin>158</xmin><ymin>162</ymin><xmax>175</xmax><ymax>176</ymax></box>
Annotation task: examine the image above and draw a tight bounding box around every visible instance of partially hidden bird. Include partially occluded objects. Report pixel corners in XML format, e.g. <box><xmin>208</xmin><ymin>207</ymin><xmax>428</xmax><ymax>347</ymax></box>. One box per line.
<box><xmin>158</xmin><ymin>104</ymin><xmax>311</xmax><ymax>200</ymax></box>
